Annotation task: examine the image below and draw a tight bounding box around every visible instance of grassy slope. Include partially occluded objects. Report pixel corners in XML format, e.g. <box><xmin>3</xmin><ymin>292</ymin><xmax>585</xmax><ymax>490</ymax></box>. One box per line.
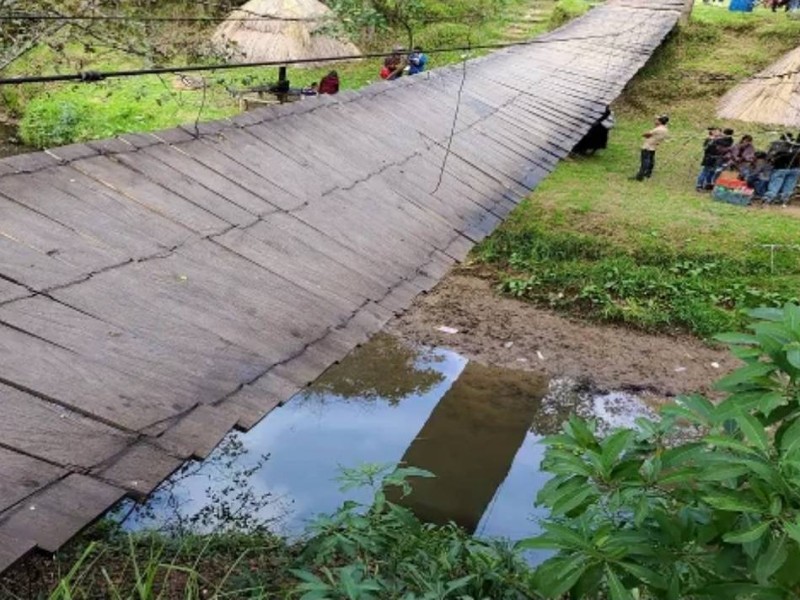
<box><xmin>477</xmin><ymin>3</ymin><xmax>800</xmax><ymax>338</ymax></box>
<box><xmin>8</xmin><ymin>0</ymin><xmax>557</xmax><ymax>147</ymax></box>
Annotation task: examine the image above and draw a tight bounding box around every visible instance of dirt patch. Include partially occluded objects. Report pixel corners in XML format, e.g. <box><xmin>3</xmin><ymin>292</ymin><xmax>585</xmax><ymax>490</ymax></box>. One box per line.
<box><xmin>388</xmin><ymin>272</ymin><xmax>741</xmax><ymax>399</ymax></box>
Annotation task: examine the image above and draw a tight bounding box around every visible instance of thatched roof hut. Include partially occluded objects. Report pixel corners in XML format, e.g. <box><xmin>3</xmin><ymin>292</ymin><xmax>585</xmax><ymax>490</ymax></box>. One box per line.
<box><xmin>212</xmin><ymin>0</ymin><xmax>360</xmax><ymax>67</ymax></box>
<box><xmin>718</xmin><ymin>46</ymin><xmax>800</xmax><ymax>127</ymax></box>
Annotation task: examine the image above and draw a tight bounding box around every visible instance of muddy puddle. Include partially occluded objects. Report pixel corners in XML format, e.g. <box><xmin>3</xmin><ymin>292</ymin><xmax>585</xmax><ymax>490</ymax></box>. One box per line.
<box><xmin>120</xmin><ymin>334</ymin><xmax>654</xmax><ymax>552</ymax></box>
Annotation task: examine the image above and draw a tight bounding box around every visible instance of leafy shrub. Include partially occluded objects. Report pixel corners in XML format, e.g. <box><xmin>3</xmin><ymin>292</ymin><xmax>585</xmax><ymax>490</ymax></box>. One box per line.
<box><xmin>294</xmin><ymin>464</ymin><xmax>534</xmax><ymax>599</ymax></box>
<box><xmin>527</xmin><ymin>304</ymin><xmax>800</xmax><ymax>599</ymax></box>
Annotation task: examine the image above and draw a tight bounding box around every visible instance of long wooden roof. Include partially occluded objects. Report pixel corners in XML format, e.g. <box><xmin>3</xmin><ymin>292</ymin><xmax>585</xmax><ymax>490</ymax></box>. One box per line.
<box><xmin>0</xmin><ymin>0</ymin><xmax>685</xmax><ymax>572</ymax></box>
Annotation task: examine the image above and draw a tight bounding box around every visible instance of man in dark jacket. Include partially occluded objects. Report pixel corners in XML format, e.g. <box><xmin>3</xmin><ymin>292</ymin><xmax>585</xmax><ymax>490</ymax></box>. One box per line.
<box><xmin>764</xmin><ymin>134</ymin><xmax>800</xmax><ymax>206</ymax></box>
<box><xmin>696</xmin><ymin>127</ymin><xmax>721</xmax><ymax>191</ymax></box>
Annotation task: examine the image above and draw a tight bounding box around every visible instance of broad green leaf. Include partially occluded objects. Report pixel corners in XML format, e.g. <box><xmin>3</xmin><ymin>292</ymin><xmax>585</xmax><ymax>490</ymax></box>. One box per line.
<box><xmin>551</xmin><ymin>485</ymin><xmax>598</xmax><ymax>517</ymax></box>
<box><xmin>780</xmin><ymin>419</ymin><xmax>800</xmax><ymax>458</ymax></box>
<box><xmin>703</xmin><ymin>490</ymin><xmax>764</xmax><ymax>513</ymax></box>
<box><xmin>759</xmin><ymin>392</ymin><xmax>788</xmax><ymax>418</ymax></box>
<box><xmin>715</xmin><ymin>332</ymin><xmax>759</xmax><ymax>345</ymax></box>
<box><xmin>658</xmin><ymin>467</ymin><xmax>699</xmax><ymax>487</ymax></box>
<box><xmin>783</xmin><ymin>303</ymin><xmax>800</xmax><ymax>333</ymax></box>
<box><xmin>756</xmin><ymin>534</ymin><xmax>789</xmax><ymax>584</ymax></box>
<box><xmin>704</xmin><ymin>435</ymin><xmax>758</xmax><ymax>456</ymax></box>
<box><xmin>788</xmin><ymin>348</ymin><xmax>800</xmax><ymax>370</ymax></box>
<box><xmin>783</xmin><ymin>519</ymin><xmax>800</xmax><ymax>546</ymax></box>
<box><xmin>714</xmin><ymin>393</ymin><xmax>763</xmax><ymax>421</ymax></box>
<box><xmin>735</xmin><ymin>412</ymin><xmax>770</xmax><ymax>452</ymax></box>
<box><xmin>723</xmin><ymin>520</ymin><xmax>770</xmax><ymax>545</ymax></box>
<box><xmin>714</xmin><ymin>363</ymin><xmax>777</xmax><ymax>392</ymax></box>
<box><xmin>605</xmin><ymin>566</ymin><xmax>634</xmax><ymax>600</ymax></box>
<box><xmin>748</xmin><ymin>307</ymin><xmax>784</xmax><ymax>322</ymax></box>
<box><xmin>565</xmin><ymin>417</ymin><xmax>598</xmax><ymax>448</ymax></box>
<box><xmin>617</xmin><ymin>562</ymin><xmax>668</xmax><ymax>589</ymax></box>
<box><xmin>533</xmin><ymin>555</ymin><xmax>587</xmax><ymax>598</ymax></box>
<box><xmin>677</xmin><ymin>394</ymin><xmax>716</xmax><ymax>422</ymax></box>
<box><xmin>697</xmin><ymin>463</ymin><xmax>750</xmax><ymax>482</ymax></box>
<box><xmin>601</xmin><ymin>429</ymin><xmax>634</xmax><ymax>468</ymax></box>
<box><xmin>541</xmin><ymin>522</ymin><xmax>593</xmax><ymax>550</ymax></box>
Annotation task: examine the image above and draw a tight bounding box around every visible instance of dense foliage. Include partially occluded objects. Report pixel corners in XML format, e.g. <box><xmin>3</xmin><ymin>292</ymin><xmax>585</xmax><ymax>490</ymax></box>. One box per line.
<box><xmin>527</xmin><ymin>304</ymin><xmax>800</xmax><ymax>599</ymax></box>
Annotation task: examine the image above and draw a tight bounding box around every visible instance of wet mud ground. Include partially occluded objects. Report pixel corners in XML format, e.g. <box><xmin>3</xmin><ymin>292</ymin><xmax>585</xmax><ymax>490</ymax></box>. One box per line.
<box><xmin>388</xmin><ymin>272</ymin><xmax>741</xmax><ymax>401</ymax></box>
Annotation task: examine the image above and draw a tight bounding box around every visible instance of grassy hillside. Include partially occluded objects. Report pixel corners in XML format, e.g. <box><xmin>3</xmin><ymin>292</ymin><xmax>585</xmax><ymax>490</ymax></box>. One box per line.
<box><xmin>477</xmin><ymin>3</ymin><xmax>800</xmax><ymax>338</ymax></box>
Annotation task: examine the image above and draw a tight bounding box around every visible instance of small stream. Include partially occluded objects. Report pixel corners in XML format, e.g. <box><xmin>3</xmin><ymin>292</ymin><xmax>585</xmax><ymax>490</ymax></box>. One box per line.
<box><xmin>120</xmin><ymin>335</ymin><xmax>654</xmax><ymax>558</ymax></box>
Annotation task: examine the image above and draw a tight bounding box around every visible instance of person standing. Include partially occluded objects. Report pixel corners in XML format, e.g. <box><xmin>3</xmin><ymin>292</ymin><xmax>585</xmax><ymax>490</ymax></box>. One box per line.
<box><xmin>632</xmin><ymin>115</ymin><xmax>669</xmax><ymax>181</ymax></box>
<box><xmin>696</xmin><ymin>127</ymin><xmax>721</xmax><ymax>191</ymax></box>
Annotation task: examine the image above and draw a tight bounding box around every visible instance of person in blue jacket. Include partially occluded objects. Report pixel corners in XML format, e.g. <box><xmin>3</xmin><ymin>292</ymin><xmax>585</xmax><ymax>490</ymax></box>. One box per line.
<box><xmin>408</xmin><ymin>47</ymin><xmax>429</xmax><ymax>75</ymax></box>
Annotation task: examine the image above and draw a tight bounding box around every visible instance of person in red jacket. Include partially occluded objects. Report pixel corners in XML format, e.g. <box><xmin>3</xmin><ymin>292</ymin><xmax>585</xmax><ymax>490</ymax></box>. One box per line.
<box><xmin>318</xmin><ymin>71</ymin><xmax>340</xmax><ymax>95</ymax></box>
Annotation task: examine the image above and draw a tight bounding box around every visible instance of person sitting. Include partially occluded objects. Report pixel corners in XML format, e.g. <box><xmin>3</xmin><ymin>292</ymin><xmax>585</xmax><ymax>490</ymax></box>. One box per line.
<box><xmin>764</xmin><ymin>134</ymin><xmax>800</xmax><ymax>206</ymax></box>
<box><xmin>746</xmin><ymin>151</ymin><xmax>773</xmax><ymax>200</ymax></box>
<box><xmin>380</xmin><ymin>49</ymin><xmax>406</xmax><ymax>81</ymax></box>
<box><xmin>318</xmin><ymin>71</ymin><xmax>340</xmax><ymax>95</ymax></box>
<box><xmin>725</xmin><ymin>134</ymin><xmax>756</xmax><ymax>174</ymax></box>
<box><xmin>696</xmin><ymin>127</ymin><xmax>722</xmax><ymax>191</ymax></box>
<box><xmin>407</xmin><ymin>47</ymin><xmax>429</xmax><ymax>75</ymax></box>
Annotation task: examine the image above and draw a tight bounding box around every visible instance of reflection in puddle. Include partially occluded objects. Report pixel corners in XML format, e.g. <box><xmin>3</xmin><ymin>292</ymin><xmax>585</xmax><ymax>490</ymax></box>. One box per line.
<box><xmin>122</xmin><ymin>334</ymin><xmax>650</xmax><ymax>549</ymax></box>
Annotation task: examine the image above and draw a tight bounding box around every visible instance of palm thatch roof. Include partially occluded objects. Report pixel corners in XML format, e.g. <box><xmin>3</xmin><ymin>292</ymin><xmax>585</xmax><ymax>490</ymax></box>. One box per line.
<box><xmin>212</xmin><ymin>0</ymin><xmax>360</xmax><ymax>67</ymax></box>
<box><xmin>718</xmin><ymin>46</ymin><xmax>800</xmax><ymax>127</ymax></box>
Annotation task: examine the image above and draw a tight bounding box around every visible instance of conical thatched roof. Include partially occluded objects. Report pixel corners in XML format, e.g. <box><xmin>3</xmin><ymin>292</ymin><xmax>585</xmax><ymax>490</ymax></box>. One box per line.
<box><xmin>212</xmin><ymin>0</ymin><xmax>360</xmax><ymax>67</ymax></box>
<box><xmin>718</xmin><ymin>46</ymin><xmax>800</xmax><ymax>127</ymax></box>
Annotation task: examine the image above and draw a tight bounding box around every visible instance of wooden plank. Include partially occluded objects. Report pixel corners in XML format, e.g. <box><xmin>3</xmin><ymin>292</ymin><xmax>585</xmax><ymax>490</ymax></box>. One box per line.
<box><xmin>69</xmin><ymin>155</ymin><xmax>228</xmax><ymax>236</ymax></box>
<box><xmin>0</xmin><ymin>381</ymin><xmax>132</xmax><ymax>469</ymax></box>
<box><xmin>0</xmin><ymin>531</ymin><xmax>36</xmax><ymax>574</ymax></box>
<box><xmin>95</xmin><ymin>442</ymin><xmax>182</xmax><ymax>498</ymax></box>
<box><xmin>42</xmin><ymin>167</ymin><xmax>193</xmax><ymax>249</ymax></box>
<box><xmin>220</xmin><ymin>370</ymin><xmax>300</xmax><ymax>429</ymax></box>
<box><xmin>0</xmin><ymin>297</ymin><xmax>251</xmax><ymax>407</ymax></box>
<box><xmin>260</xmin><ymin>212</ymin><xmax>401</xmax><ymax>289</ymax></box>
<box><xmin>0</xmin><ymin>474</ymin><xmax>125</xmax><ymax>552</ymax></box>
<box><xmin>0</xmin><ymin>173</ymin><xmax>164</xmax><ymax>261</ymax></box>
<box><xmin>0</xmin><ymin>323</ymin><xmax>197</xmax><ymax>431</ymax></box>
<box><xmin>113</xmin><ymin>149</ymin><xmax>259</xmax><ymax>227</ymax></box>
<box><xmin>0</xmin><ymin>279</ymin><xmax>29</xmax><ymax>304</ymax></box>
<box><xmin>139</xmin><ymin>144</ymin><xmax>275</xmax><ymax>217</ymax></box>
<box><xmin>0</xmin><ymin>447</ymin><xmax>64</xmax><ymax>513</ymax></box>
<box><xmin>0</xmin><ymin>193</ymin><xmax>130</xmax><ymax>280</ymax></box>
<box><xmin>201</xmin><ymin>128</ymin><xmax>332</xmax><ymax>202</ymax></box>
<box><xmin>212</xmin><ymin>225</ymin><xmax>372</xmax><ymax>309</ymax></box>
<box><xmin>169</xmin><ymin>139</ymin><xmax>302</xmax><ymax>212</ymax></box>
<box><xmin>154</xmin><ymin>405</ymin><xmax>239</xmax><ymax>459</ymax></box>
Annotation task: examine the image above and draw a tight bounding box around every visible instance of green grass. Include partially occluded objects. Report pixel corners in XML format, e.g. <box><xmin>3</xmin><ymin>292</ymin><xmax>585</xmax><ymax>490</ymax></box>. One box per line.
<box><xmin>8</xmin><ymin>0</ymin><xmax>556</xmax><ymax>147</ymax></box>
<box><xmin>475</xmin><ymin>6</ymin><xmax>800</xmax><ymax>339</ymax></box>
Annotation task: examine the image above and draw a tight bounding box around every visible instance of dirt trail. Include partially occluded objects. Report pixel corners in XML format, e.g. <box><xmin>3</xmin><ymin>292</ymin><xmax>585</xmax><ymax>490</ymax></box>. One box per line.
<box><xmin>389</xmin><ymin>273</ymin><xmax>740</xmax><ymax>399</ymax></box>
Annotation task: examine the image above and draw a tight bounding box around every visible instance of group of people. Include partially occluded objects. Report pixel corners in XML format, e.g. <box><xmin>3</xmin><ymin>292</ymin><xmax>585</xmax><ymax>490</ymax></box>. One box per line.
<box><xmin>716</xmin><ymin>0</ymin><xmax>800</xmax><ymax>12</ymax></box>
<box><xmin>300</xmin><ymin>46</ymin><xmax>428</xmax><ymax>97</ymax></box>
<box><xmin>696</xmin><ymin>128</ymin><xmax>800</xmax><ymax>206</ymax></box>
<box><xmin>380</xmin><ymin>47</ymin><xmax>429</xmax><ymax>80</ymax></box>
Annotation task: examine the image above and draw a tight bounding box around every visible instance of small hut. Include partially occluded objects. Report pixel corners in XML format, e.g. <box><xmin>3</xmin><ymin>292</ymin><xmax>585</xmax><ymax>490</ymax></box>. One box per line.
<box><xmin>717</xmin><ymin>46</ymin><xmax>800</xmax><ymax>127</ymax></box>
<box><xmin>212</xmin><ymin>0</ymin><xmax>360</xmax><ymax>66</ymax></box>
